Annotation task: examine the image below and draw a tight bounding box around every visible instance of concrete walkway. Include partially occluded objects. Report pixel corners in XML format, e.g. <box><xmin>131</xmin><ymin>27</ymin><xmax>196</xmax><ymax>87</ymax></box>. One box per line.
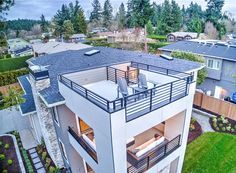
<box><xmin>28</xmin><ymin>148</ymin><xmax>46</xmax><ymax>173</ymax></box>
<box><xmin>0</xmin><ymin>108</ymin><xmax>31</xmax><ymax>134</ymax></box>
<box><xmin>192</xmin><ymin>109</ymin><xmax>215</xmax><ymax>133</ymax></box>
<box><xmin>19</xmin><ymin>129</ymin><xmax>38</xmax><ymax>150</ymax></box>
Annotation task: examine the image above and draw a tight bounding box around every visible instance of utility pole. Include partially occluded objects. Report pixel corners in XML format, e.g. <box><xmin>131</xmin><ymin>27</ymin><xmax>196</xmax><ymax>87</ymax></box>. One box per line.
<box><xmin>144</xmin><ymin>25</ymin><xmax>148</xmax><ymax>53</ymax></box>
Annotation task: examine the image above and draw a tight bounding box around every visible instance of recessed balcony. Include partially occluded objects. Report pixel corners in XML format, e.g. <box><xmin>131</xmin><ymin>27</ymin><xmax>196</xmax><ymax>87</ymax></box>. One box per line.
<box><xmin>59</xmin><ymin>62</ymin><xmax>193</xmax><ymax>122</ymax></box>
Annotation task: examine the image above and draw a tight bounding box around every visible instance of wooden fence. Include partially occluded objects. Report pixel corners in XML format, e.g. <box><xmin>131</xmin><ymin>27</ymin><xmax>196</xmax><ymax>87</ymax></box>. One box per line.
<box><xmin>194</xmin><ymin>91</ymin><xmax>236</xmax><ymax>121</ymax></box>
<box><xmin>0</xmin><ymin>83</ymin><xmax>21</xmax><ymax>95</ymax></box>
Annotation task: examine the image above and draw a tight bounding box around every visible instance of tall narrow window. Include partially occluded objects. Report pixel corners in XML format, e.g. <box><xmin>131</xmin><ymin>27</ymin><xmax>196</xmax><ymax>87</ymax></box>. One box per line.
<box><xmin>59</xmin><ymin>140</ymin><xmax>68</xmax><ymax>161</ymax></box>
<box><xmin>52</xmin><ymin>107</ymin><xmax>60</xmax><ymax>126</ymax></box>
<box><xmin>207</xmin><ymin>59</ymin><xmax>220</xmax><ymax>70</ymax></box>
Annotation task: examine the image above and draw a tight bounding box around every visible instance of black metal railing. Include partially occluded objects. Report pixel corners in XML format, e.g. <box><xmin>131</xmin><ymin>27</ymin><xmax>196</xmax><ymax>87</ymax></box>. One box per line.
<box><xmin>68</xmin><ymin>127</ymin><xmax>98</xmax><ymax>163</ymax></box>
<box><xmin>127</xmin><ymin>135</ymin><xmax>181</xmax><ymax>173</ymax></box>
<box><xmin>130</xmin><ymin>62</ymin><xmax>194</xmax><ymax>83</ymax></box>
<box><xmin>125</xmin><ymin>79</ymin><xmax>188</xmax><ymax>122</ymax></box>
<box><xmin>59</xmin><ymin>62</ymin><xmax>193</xmax><ymax>121</ymax></box>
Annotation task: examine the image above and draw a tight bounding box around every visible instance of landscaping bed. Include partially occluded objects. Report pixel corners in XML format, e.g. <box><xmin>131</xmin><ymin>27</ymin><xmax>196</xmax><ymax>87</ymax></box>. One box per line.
<box><xmin>10</xmin><ymin>131</ymin><xmax>34</xmax><ymax>173</ymax></box>
<box><xmin>209</xmin><ymin>116</ymin><xmax>236</xmax><ymax>135</ymax></box>
<box><xmin>35</xmin><ymin>142</ymin><xmax>60</xmax><ymax>173</ymax></box>
<box><xmin>183</xmin><ymin>132</ymin><xmax>236</xmax><ymax>173</ymax></box>
<box><xmin>187</xmin><ymin>118</ymin><xmax>202</xmax><ymax>143</ymax></box>
<box><xmin>0</xmin><ymin>135</ymin><xmax>21</xmax><ymax>173</ymax></box>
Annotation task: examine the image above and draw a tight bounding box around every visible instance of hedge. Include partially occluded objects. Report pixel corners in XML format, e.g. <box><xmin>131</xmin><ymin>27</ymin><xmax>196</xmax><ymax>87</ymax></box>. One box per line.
<box><xmin>0</xmin><ymin>55</ymin><xmax>32</xmax><ymax>72</ymax></box>
<box><xmin>0</xmin><ymin>68</ymin><xmax>29</xmax><ymax>86</ymax></box>
<box><xmin>147</xmin><ymin>35</ymin><xmax>167</xmax><ymax>42</ymax></box>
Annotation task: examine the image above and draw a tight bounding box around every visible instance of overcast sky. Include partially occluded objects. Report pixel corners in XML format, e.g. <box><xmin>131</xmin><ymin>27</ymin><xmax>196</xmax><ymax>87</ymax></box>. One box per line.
<box><xmin>6</xmin><ymin>0</ymin><xmax>236</xmax><ymax>20</ymax></box>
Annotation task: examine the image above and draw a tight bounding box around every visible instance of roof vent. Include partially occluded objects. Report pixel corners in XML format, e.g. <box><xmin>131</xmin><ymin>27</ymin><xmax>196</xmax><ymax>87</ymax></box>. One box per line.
<box><xmin>84</xmin><ymin>49</ymin><xmax>100</xmax><ymax>56</ymax></box>
<box><xmin>160</xmin><ymin>54</ymin><xmax>174</xmax><ymax>61</ymax></box>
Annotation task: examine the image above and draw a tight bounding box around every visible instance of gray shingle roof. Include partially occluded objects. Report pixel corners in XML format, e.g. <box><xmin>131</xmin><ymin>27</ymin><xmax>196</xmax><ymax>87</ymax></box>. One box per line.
<box><xmin>29</xmin><ymin>47</ymin><xmax>202</xmax><ymax>104</ymax></box>
<box><xmin>159</xmin><ymin>40</ymin><xmax>236</xmax><ymax>61</ymax></box>
<box><xmin>18</xmin><ymin>75</ymin><xmax>36</xmax><ymax>115</ymax></box>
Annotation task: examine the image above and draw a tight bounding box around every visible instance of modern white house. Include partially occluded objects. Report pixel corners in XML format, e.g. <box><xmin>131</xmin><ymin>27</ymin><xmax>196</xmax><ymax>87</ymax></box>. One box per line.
<box><xmin>18</xmin><ymin>47</ymin><xmax>202</xmax><ymax>173</ymax></box>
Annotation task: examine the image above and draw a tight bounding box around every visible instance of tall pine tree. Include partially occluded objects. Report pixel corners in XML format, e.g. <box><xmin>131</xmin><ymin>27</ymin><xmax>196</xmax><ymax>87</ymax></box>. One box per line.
<box><xmin>205</xmin><ymin>0</ymin><xmax>224</xmax><ymax>25</ymax></box>
<box><xmin>90</xmin><ymin>0</ymin><xmax>102</xmax><ymax>22</ymax></box>
<box><xmin>40</xmin><ymin>14</ymin><xmax>47</xmax><ymax>32</ymax></box>
<box><xmin>117</xmin><ymin>3</ymin><xmax>126</xmax><ymax>30</ymax></box>
<box><xmin>171</xmin><ymin>0</ymin><xmax>182</xmax><ymax>31</ymax></box>
<box><xmin>102</xmin><ymin>0</ymin><xmax>113</xmax><ymax>28</ymax></box>
<box><xmin>131</xmin><ymin>0</ymin><xmax>153</xmax><ymax>28</ymax></box>
<box><xmin>126</xmin><ymin>0</ymin><xmax>134</xmax><ymax>28</ymax></box>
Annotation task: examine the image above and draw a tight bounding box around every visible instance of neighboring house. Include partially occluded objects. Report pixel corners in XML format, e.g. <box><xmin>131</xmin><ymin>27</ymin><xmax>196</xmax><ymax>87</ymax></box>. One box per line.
<box><xmin>18</xmin><ymin>47</ymin><xmax>201</xmax><ymax>173</ymax></box>
<box><xmin>32</xmin><ymin>41</ymin><xmax>92</xmax><ymax>57</ymax></box>
<box><xmin>8</xmin><ymin>38</ymin><xmax>33</xmax><ymax>57</ymax></box>
<box><xmin>159</xmin><ymin>40</ymin><xmax>236</xmax><ymax>99</ymax></box>
<box><xmin>69</xmin><ymin>34</ymin><xmax>87</xmax><ymax>43</ymax></box>
<box><xmin>167</xmin><ymin>32</ymin><xmax>198</xmax><ymax>42</ymax></box>
<box><xmin>91</xmin><ymin>27</ymin><xmax>108</xmax><ymax>34</ymax></box>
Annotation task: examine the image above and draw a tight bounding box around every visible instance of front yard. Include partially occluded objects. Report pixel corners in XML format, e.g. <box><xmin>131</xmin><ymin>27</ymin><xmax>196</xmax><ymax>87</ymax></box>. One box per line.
<box><xmin>183</xmin><ymin>132</ymin><xmax>236</xmax><ymax>173</ymax></box>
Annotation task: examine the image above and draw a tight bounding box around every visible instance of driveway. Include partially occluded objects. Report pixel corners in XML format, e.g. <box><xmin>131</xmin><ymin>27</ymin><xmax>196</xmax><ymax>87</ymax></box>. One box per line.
<box><xmin>0</xmin><ymin>107</ymin><xmax>31</xmax><ymax>134</ymax></box>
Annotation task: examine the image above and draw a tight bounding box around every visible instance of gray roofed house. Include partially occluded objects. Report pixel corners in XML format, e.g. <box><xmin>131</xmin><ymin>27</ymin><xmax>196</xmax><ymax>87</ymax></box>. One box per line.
<box><xmin>159</xmin><ymin>40</ymin><xmax>236</xmax><ymax>98</ymax></box>
<box><xmin>167</xmin><ymin>32</ymin><xmax>199</xmax><ymax>42</ymax></box>
<box><xmin>18</xmin><ymin>46</ymin><xmax>202</xmax><ymax>172</ymax></box>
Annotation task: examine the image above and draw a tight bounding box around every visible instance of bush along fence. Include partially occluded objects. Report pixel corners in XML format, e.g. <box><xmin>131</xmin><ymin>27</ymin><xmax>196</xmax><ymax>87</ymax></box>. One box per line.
<box><xmin>0</xmin><ymin>68</ymin><xmax>29</xmax><ymax>87</ymax></box>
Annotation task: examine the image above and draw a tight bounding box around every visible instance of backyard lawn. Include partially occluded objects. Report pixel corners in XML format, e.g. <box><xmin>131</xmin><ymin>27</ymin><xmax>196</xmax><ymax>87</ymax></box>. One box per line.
<box><xmin>183</xmin><ymin>132</ymin><xmax>236</xmax><ymax>173</ymax></box>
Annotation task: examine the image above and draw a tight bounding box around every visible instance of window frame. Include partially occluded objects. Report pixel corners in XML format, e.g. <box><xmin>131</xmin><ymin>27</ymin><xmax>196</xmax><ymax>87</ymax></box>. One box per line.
<box><xmin>59</xmin><ymin>139</ymin><xmax>68</xmax><ymax>162</ymax></box>
<box><xmin>206</xmin><ymin>58</ymin><xmax>221</xmax><ymax>70</ymax></box>
<box><xmin>52</xmin><ymin>107</ymin><xmax>60</xmax><ymax>126</ymax></box>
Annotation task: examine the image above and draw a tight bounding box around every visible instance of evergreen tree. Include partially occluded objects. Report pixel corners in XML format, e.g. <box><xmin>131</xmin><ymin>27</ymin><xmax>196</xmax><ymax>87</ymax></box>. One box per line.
<box><xmin>63</xmin><ymin>20</ymin><xmax>74</xmax><ymax>40</ymax></box>
<box><xmin>69</xmin><ymin>0</ymin><xmax>82</xmax><ymax>32</ymax></box>
<box><xmin>187</xmin><ymin>17</ymin><xmax>203</xmax><ymax>36</ymax></box>
<box><xmin>90</xmin><ymin>0</ymin><xmax>102</xmax><ymax>22</ymax></box>
<box><xmin>146</xmin><ymin>20</ymin><xmax>154</xmax><ymax>35</ymax></box>
<box><xmin>102</xmin><ymin>0</ymin><xmax>113</xmax><ymax>28</ymax></box>
<box><xmin>151</xmin><ymin>2</ymin><xmax>162</xmax><ymax>26</ymax></box>
<box><xmin>40</xmin><ymin>14</ymin><xmax>47</xmax><ymax>32</ymax></box>
<box><xmin>76</xmin><ymin>9</ymin><xmax>87</xmax><ymax>34</ymax></box>
<box><xmin>171</xmin><ymin>0</ymin><xmax>182</xmax><ymax>31</ymax></box>
<box><xmin>156</xmin><ymin>0</ymin><xmax>172</xmax><ymax>35</ymax></box>
<box><xmin>131</xmin><ymin>0</ymin><xmax>153</xmax><ymax>28</ymax></box>
<box><xmin>205</xmin><ymin>0</ymin><xmax>224</xmax><ymax>25</ymax></box>
<box><xmin>126</xmin><ymin>0</ymin><xmax>134</xmax><ymax>28</ymax></box>
<box><xmin>117</xmin><ymin>3</ymin><xmax>126</xmax><ymax>30</ymax></box>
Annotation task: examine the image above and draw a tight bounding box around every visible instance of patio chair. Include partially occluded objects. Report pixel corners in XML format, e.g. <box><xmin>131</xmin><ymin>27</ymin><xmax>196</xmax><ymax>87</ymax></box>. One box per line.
<box><xmin>138</xmin><ymin>73</ymin><xmax>148</xmax><ymax>89</ymax></box>
<box><xmin>117</xmin><ymin>77</ymin><xmax>129</xmax><ymax>98</ymax></box>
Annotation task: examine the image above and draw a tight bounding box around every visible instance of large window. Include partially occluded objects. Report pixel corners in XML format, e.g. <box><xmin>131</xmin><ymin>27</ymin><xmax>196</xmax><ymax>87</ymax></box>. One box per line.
<box><xmin>207</xmin><ymin>59</ymin><xmax>221</xmax><ymax>70</ymax></box>
<box><xmin>59</xmin><ymin>140</ymin><xmax>68</xmax><ymax>161</ymax></box>
<box><xmin>52</xmin><ymin>107</ymin><xmax>60</xmax><ymax>126</ymax></box>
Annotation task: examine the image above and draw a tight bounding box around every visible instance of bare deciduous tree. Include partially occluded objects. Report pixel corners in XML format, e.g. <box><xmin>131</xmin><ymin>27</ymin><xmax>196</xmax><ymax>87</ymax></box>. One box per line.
<box><xmin>204</xmin><ymin>21</ymin><xmax>218</xmax><ymax>39</ymax></box>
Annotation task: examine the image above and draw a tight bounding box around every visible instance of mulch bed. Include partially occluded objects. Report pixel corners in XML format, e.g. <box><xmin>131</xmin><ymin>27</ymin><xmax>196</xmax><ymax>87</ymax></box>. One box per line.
<box><xmin>187</xmin><ymin>120</ymin><xmax>202</xmax><ymax>144</ymax></box>
<box><xmin>0</xmin><ymin>136</ymin><xmax>21</xmax><ymax>173</ymax></box>
<box><xmin>209</xmin><ymin>116</ymin><xmax>236</xmax><ymax>135</ymax></box>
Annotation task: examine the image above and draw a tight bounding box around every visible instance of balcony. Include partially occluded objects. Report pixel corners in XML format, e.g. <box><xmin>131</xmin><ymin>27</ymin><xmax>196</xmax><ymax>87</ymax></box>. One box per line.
<box><xmin>59</xmin><ymin>62</ymin><xmax>193</xmax><ymax>122</ymax></box>
<box><xmin>68</xmin><ymin>127</ymin><xmax>98</xmax><ymax>163</ymax></box>
<box><xmin>127</xmin><ymin>135</ymin><xmax>181</xmax><ymax>173</ymax></box>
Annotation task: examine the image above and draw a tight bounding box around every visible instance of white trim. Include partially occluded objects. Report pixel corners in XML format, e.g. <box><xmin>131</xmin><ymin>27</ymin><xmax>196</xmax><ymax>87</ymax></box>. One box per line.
<box><xmin>159</xmin><ymin>48</ymin><xmax>236</xmax><ymax>62</ymax></box>
<box><xmin>58</xmin><ymin>139</ymin><xmax>69</xmax><ymax>163</ymax></box>
<box><xmin>52</xmin><ymin>107</ymin><xmax>60</xmax><ymax>127</ymax></box>
<box><xmin>38</xmin><ymin>92</ymin><xmax>66</xmax><ymax>108</ymax></box>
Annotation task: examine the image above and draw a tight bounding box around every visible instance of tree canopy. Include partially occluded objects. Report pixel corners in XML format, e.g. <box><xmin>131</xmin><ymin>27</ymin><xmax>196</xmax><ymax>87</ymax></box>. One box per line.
<box><xmin>102</xmin><ymin>0</ymin><xmax>113</xmax><ymax>28</ymax></box>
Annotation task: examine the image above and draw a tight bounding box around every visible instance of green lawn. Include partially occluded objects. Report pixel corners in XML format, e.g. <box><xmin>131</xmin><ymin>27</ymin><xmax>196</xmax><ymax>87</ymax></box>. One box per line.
<box><xmin>0</xmin><ymin>56</ymin><xmax>32</xmax><ymax>72</ymax></box>
<box><xmin>183</xmin><ymin>132</ymin><xmax>236</xmax><ymax>173</ymax></box>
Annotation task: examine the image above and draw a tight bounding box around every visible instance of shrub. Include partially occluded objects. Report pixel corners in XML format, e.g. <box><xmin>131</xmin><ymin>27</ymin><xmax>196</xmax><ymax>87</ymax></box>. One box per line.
<box><xmin>215</xmin><ymin>127</ymin><xmax>220</xmax><ymax>131</ymax></box>
<box><xmin>2</xmin><ymin>169</ymin><xmax>8</xmax><ymax>173</ymax></box>
<box><xmin>226</xmin><ymin>125</ymin><xmax>231</xmax><ymax>131</ymax></box>
<box><xmin>42</xmin><ymin>151</ymin><xmax>47</xmax><ymax>160</ymax></box>
<box><xmin>46</xmin><ymin>157</ymin><xmax>51</xmax><ymax>165</ymax></box>
<box><xmin>213</xmin><ymin>122</ymin><xmax>217</xmax><ymax>128</ymax></box>
<box><xmin>0</xmin><ymin>140</ymin><xmax>2</xmax><ymax>147</ymax></box>
<box><xmin>7</xmin><ymin>159</ymin><xmax>13</xmax><ymax>165</ymax></box>
<box><xmin>0</xmin><ymin>68</ymin><xmax>29</xmax><ymax>86</ymax></box>
<box><xmin>212</xmin><ymin>117</ymin><xmax>217</xmax><ymax>123</ymax></box>
<box><xmin>4</xmin><ymin>143</ymin><xmax>9</xmax><ymax>149</ymax></box>
<box><xmin>0</xmin><ymin>154</ymin><xmax>5</xmax><ymax>160</ymax></box>
<box><xmin>49</xmin><ymin>166</ymin><xmax>56</xmax><ymax>173</ymax></box>
<box><xmin>147</xmin><ymin>34</ymin><xmax>167</xmax><ymax>42</ymax></box>
<box><xmin>219</xmin><ymin>123</ymin><xmax>223</xmax><ymax>127</ymax></box>
<box><xmin>221</xmin><ymin>127</ymin><xmax>226</xmax><ymax>131</ymax></box>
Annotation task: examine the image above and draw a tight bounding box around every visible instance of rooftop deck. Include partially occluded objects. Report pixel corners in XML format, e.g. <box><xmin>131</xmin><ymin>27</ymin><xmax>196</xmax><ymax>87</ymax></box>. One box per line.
<box><xmin>59</xmin><ymin>62</ymin><xmax>194</xmax><ymax>122</ymax></box>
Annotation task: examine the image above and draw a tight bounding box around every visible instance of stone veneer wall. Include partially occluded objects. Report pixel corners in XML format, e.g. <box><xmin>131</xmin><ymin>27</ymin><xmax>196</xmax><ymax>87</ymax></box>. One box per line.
<box><xmin>30</xmin><ymin>75</ymin><xmax>64</xmax><ymax>167</ymax></box>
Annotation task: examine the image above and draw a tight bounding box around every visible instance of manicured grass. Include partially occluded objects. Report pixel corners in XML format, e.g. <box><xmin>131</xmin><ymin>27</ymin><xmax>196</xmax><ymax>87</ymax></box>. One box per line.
<box><xmin>183</xmin><ymin>132</ymin><xmax>236</xmax><ymax>173</ymax></box>
<box><xmin>0</xmin><ymin>56</ymin><xmax>32</xmax><ymax>72</ymax></box>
